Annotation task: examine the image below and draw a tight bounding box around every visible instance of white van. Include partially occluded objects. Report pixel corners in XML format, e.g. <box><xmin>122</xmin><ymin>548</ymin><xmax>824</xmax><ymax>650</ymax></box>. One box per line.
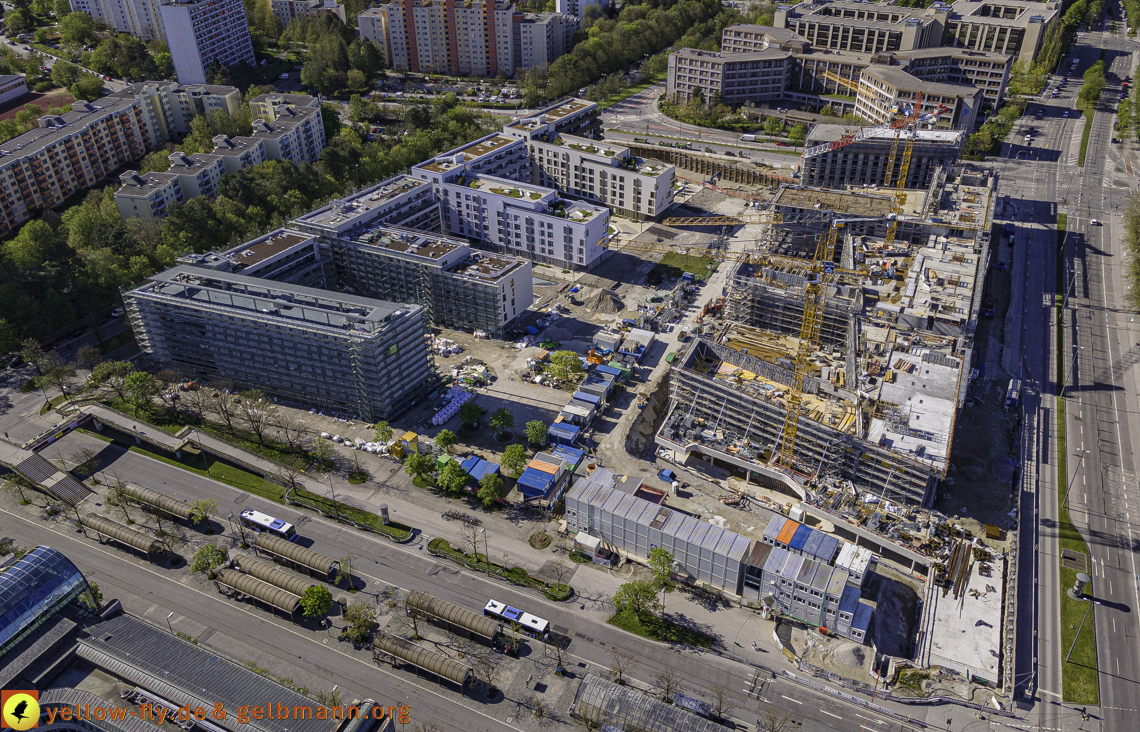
<box><xmin>740</xmin><ymin>134</ymin><xmax>757</xmax><ymax>142</ymax></box>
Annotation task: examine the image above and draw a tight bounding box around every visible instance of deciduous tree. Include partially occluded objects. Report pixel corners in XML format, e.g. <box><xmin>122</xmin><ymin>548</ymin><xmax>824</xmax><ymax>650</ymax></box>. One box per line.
<box><xmin>189</xmin><ymin>542</ymin><xmax>227</xmax><ymax>576</ymax></box>
<box><xmin>301</xmin><ymin>585</ymin><xmax>334</xmax><ymax>617</ymax></box>
<box><xmin>502</xmin><ymin>444</ymin><xmax>527</xmax><ymax>477</ymax></box>
<box><xmin>524</xmin><ymin>420</ymin><xmax>548</xmax><ymax>447</ymax></box>
<box><xmin>434</xmin><ymin>428</ymin><xmax>457</xmax><ymax>453</ymax></box>
<box><xmin>612</xmin><ymin>579</ymin><xmax>659</xmax><ymax>618</ymax></box>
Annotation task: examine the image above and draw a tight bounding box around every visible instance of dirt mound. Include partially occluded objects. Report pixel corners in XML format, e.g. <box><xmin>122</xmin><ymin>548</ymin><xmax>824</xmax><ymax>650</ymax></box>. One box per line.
<box><xmin>580</xmin><ymin>287</ymin><xmax>624</xmax><ymax>314</ymax></box>
<box><xmin>542</xmin><ymin>327</ymin><xmax>576</xmax><ymax>343</ymax></box>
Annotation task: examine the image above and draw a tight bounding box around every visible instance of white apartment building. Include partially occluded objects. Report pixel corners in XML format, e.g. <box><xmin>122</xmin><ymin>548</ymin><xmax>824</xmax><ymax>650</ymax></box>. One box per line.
<box><xmin>513</xmin><ymin>12</ymin><xmax>576</xmax><ymax>71</ymax></box>
<box><xmin>248</xmin><ymin>93</ymin><xmax>327</xmax><ymax>163</ymax></box>
<box><xmin>114</xmin><ymin>152</ymin><xmax>226</xmax><ymax>220</ymax></box>
<box><xmin>118</xmin><ymin>81</ymin><xmax>242</xmax><ymax>140</ymax></box>
<box><xmin>504</xmin><ymin>115</ymin><xmax>675</xmax><ymax>221</ymax></box>
<box><xmin>555</xmin><ymin>0</ymin><xmax>602</xmax><ymax>16</ymax></box>
<box><xmin>412</xmin><ymin>133</ymin><xmax>612</xmax><ymax>270</ymax></box>
<box><xmin>211</xmin><ymin>135</ymin><xmax>268</xmax><ymax>173</ymax></box>
<box><xmin>71</xmin><ymin>0</ymin><xmax>166</xmax><ymax>41</ymax></box>
<box><xmin>293</xmin><ymin>175</ymin><xmax>443</xmax><ymax>235</ymax></box>
<box><xmin>159</xmin><ymin>0</ymin><xmax>257</xmax><ymax>84</ymax></box>
<box><xmin>271</xmin><ymin>0</ymin><xmax>345</xmax><ymax>27</ymax></box>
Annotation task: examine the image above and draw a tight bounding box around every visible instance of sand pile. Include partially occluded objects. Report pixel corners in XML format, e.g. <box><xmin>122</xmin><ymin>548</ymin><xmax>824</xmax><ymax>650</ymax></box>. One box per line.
<box><xmin>580</xmin><ymin>287</ymin><xmax>624</xmax><ymax>314</ymax></box>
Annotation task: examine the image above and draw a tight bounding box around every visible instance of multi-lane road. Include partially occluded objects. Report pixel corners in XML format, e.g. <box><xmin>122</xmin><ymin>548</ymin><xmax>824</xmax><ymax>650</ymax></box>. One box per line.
<box><xmin>994</xmin><ymin>11</ymin><xmax>1140</xmax><ymax>732</ymax></box>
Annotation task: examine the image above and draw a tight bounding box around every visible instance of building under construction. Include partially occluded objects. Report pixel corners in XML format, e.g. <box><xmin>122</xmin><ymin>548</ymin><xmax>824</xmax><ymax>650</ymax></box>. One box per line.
<box><xmin>800</xmin><ymin>125</ymin><xmax>965</xmax><ymax>190</ymax></box>
<box><xmin>658</xmin><ymin>165</ymin><xmax>994</xmax><ymax>507</ymax></box>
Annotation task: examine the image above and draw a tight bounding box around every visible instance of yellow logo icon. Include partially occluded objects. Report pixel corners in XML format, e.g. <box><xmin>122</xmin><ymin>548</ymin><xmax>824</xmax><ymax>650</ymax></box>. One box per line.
<box><xmin>2</xmin><ymin>691</ymin><xmax>40</xmax><ymax>731</ymax></box>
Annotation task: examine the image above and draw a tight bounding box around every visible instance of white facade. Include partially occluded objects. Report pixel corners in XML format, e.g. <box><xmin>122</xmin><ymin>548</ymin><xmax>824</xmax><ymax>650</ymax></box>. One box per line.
<box><xmin>114</xmin><ymin>152</ymin><xmax>226</xmax><ymax>220</ymax></box>
<box><xmin>271</xmin><ymin>0</ymin><xmax>345</xmax><ymax>27</ymax></box>
<box><xmin>73</xmin><ymin>0</ymin><xmax>166</xmax><ymax>41</ymax></box>
<box><xmin>119</xmin><ymin>81</ymin><xmax>242</xmax><ymax>140</ymax></box>
<box><xmin>159</xmin><ymin>0</ymin><xmax>257</xmax><ymax>85</ymax></box>
<box><xmin>505</xmin><ymin>115</ymin><xmax>675</xmax><ymax>221</ymax></box>
<box><xmin>412</xmin><ymin>133</ymin><xmax>611</xmax><ymax>270</ymax></box>
<box><xmin>555</xmin><ymin>0</ymin><xmax>602</xmax><ymax>17</ymax></box>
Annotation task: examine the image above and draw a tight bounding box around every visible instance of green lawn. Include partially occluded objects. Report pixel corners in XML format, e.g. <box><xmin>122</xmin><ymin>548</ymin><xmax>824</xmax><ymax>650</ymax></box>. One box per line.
<box><xmin>128</xmin><ymin>446</ymin><xmax>286</xmax><ymax>503</ymax></box>
<box><xmin>1077</xmin><ymin>109</ymin><xmax>1095</xmax><ymax>167</ymax></box>
<box><xmin>599</xmin><ymin>74</ymin><xmax>665</xmax><ymax>110</ymax></box>
<box><xmin>1055</xmin><ymin>211</ymin><xmax>1100</xmax><ymax>705</ymax></box>
<box><xmin>608</xmin><ymin>609</ymin><xmax>715</xmax><ymax>648</ymax></box>
<box><xmin>652</xmin><ymin>253</ymin><xmax>718</xmax><ymax>282</ymax></box>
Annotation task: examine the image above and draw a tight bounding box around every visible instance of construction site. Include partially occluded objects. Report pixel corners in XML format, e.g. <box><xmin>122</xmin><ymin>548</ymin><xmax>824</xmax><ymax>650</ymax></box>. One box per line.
<box><xmin>655</xmin><ymin>162</ymin><xmax>994</xmax><ymax>512</ymax></box>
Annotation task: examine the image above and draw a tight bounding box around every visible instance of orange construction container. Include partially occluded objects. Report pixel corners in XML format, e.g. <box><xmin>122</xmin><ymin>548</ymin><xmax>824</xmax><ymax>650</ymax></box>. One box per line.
<box><xmin>528</xmin><ymin>458</ymin><xmax>559</xmax><ymax>475</ymax></box>
<box><xmin>776</xmin><ymin>520</ymin><xmax>800</xmax><ymax>546</ymax></box>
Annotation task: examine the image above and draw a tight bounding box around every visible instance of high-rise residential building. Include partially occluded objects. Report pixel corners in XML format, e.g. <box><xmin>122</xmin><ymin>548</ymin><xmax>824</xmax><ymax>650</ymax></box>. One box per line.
<box><xmin>512</xmin><ymin>12</ymin><xmax>576</xmax><ymax>71</ymax></box>
<box><xmin>71</xmin><ymin>0</ymin><xmax>167</xmax><ymax>41</ymax></box>
<box><xmin>270</xmin><ymin>0</ymin><xmax>345</xmax><ymax>27</ymax></box>
<box><xmin>359</xmin><ymin>1</ymin><xmax>577</xmax><ymax>76</ymax></box>
<box><xmin>114</xmin><ymin>152</ymin><xmax>226</xmax><ymax>220</ymax></box>
<box><xmin>554</xmin><ymin>0</ymin><xmax>601</xmax><ymax>16</ymax></box>
<box><xmin>125</xmin><ymin>237</ymin><xmax>436</xmax><ymax>421</ymax></box>
<box><xmin>247</xmin><ymin>94</ymin><xmax>327</xmax><ymax>163</ymax></box>
<box><xmin>159</xmin><ymin>0</ymin><xmax>257</xmax><ymax>85</ymax></box>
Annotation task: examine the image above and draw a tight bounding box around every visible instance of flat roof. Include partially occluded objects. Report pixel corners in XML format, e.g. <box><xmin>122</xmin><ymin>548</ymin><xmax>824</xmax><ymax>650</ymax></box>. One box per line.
<box><xmin>222</xmin><ymin>229</ymin><xmax>315</xmax><ymax>268</ymax></box>
<box><xmin>75</xmin><ymin>614</ymin><xmax>338</xmax><ymax>732</ymax></box>
<box><xmin>116</xmin><ymin>171</ymin><xmax>179</xmax><ymax>197</ymax></box>
<box><xmin>0</xmin><ymin>95</ymin><xmax>139</xmax><ymax>162</ymax></box>
<box><xmin>862</xmin><ymin>66</ymin><xmax>984</xmax><ymax>97</ymax></box>
<box><xmin>920</xmin><ymin>552</ymin><xmax>1003</xmax><ymax>681</ymax></box>
<box><xmin>418</xmin><ymin>133</ymin><xmax>521</xmax><ymax>174</ymax></box>
<box><xmin>450</xmin><ymin>252</ymin><xmax>528</xmax><ymax>281</ymax></box>
<box><xmin>138</xmin><ymin>265</ymin><xmax>412</xmax><ymax>332</ymax></box>
<box><xmin>673</xmin><ymin>48</ymin><xmax>789</xmax><ymax>63</ymax></box>
<box><xmin>354</xmin><ymin>225</ymin><xmax>464</xmax><ymax>260</ymax></box>
<box><xmin>294</xmin><ymin>175</ymin><xmax>429</xmax><ymax>230</ymax></box>
<box><xmin>540</xmin><ymin>98</ymin><xmax>594</xmax><ymax>122</ymax></box>
<box><xmin>806</xmin><ymin>123</ymin><xmax>964</xmax><ymax>145</ymax></box>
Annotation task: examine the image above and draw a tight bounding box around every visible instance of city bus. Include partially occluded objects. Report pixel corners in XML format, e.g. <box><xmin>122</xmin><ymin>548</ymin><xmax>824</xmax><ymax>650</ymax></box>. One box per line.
<box><xmin>483</xmin><ymin>599</ymin><xmax>550</xmax><ymax>640</ymax></box>
<box><xmin>238</xmin><ymin>508</ymin><xmax>297</xmax><ymax>541</ymax></box>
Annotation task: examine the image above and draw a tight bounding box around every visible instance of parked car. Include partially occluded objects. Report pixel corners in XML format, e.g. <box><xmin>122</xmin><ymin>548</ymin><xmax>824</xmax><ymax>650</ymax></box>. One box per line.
<box><xmin>279</xmin><ymin>73</ymin><xmax>289</xmax><ymax>79</ymax></box>
<box><xmin>1064</xmin><ymin>110</ymin><xmax>1071</xmax><ymax>117</ymax></box>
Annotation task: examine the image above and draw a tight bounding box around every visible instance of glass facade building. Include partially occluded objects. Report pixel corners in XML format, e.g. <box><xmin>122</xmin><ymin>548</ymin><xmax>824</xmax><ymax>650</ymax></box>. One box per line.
<box><xmin>0</xmin><ymin>546</ymin><xmax>91</xmax><ymax>657</ymax></box>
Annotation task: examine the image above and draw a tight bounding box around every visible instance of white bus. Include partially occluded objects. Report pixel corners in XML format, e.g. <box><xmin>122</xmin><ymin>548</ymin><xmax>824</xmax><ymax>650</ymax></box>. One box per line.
<box><xmin>238</xmin><ymin>508</ymin><xmax>297</xmax><ymax>541</ymax></box>
<box><xmin>483</xmin><ymin>599</ymin><xmax>550</xmax><ymax>640</ymax></box>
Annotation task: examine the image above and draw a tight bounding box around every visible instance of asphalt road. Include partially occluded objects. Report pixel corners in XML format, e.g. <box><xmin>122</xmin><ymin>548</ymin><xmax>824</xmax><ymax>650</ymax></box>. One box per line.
<box><xmin>15</xmin><ymin>426</ymin><xmax>940</xmax><ymax>732</ymax></box>
<box><xmin>996</xmin><ymin>11</ymin><xmax>1140</xmax><ymax>732</ymax></box>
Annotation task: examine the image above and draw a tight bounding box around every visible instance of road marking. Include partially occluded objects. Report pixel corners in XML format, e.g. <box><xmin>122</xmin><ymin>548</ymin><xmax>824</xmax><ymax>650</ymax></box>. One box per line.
<box><xmin>781</xmin><ymin>695</ymin><xmax>803</xmax><ymax>705</ymax></box>
<box><xmin>820</xmin><ymin>711</ymin><xmax>842</xmax><ymax>720</ymax></box>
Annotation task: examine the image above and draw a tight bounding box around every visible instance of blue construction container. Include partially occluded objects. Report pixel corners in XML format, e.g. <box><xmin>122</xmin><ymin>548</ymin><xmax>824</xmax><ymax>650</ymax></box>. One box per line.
<box><xmin>789</xmin><ymin>524</ymin><xmax>812</xmax><ymax>552</ymax></box>
<box><xmin>573</xmin><ymin>391</ymin><xmax>601</xmax><ymax>405</ymax></box>
<box><xmin>517</xmin><ymin>468</ymin><xmax>554</xmax><ymax>499</ymax></box>
<box><xmin>548</xmin><ymin>422</ymin><xmax>580</xmax><ymax>445</ymax></box>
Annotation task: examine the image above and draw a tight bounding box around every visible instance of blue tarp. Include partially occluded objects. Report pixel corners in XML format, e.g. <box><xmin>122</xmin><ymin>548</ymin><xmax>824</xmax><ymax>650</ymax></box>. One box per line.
<box><xmin>573</xmin><ymin>391</ymin><xmax>601</xmax><ymax>405</ymax></box>
<box><xmin>595</xmin><ymin>364</ymin><xmax>622</xmax><ymax>379</ymax></box>
<box><xmin>517</xmin><ymin>468</ymin><xmax>554</xmax><ymax>498</ymax></box>
<box><xmin>548</xmin><ymin>422</ymin><xmax>580</xmax><ymax>444</ymax></box>
<box><xmin>469</xmin><ymin>459</ymin><xmax>499</xmax><ymax>482</ymax></box>
<box><xmin>525</xmin><ymin>325</ymin><xmax>539</xmax><ymax>334</ymax></box>
<box><xmin>789</xmin><ymin>524</ymin><xmax>812</xmax><ymax>551</ymax></box>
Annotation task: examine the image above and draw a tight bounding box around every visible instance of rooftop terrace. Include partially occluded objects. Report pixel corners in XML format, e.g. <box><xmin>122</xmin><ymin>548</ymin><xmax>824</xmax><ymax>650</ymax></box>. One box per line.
<box><xmin>418</xmin><ymin>134</ymin><xmax>520</xmax><ymax>174</ymax></box>
<box><xmin>353</xmin><ymin>226</ymin><xmax>465</xmax><ymax>261</ymax></box>
<box><xmin>450</xmin><ymin>252</ymin><xmax>528</xmax><ymax>281</ymax></box>
<box><xmin>223</xmin><ymin>229</ymin><xmax>316</xmax><ymax>269</ymax></box>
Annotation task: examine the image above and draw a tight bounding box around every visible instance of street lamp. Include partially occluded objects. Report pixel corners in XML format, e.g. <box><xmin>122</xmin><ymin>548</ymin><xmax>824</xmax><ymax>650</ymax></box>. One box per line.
<box><xmin>1061</xmin><ymin>345</ymin><xmax>1084</xmax><ymax>398</ymax></box>
<box><xmin>166</xmin><ymin>612</ymin><xmax>174</xmax><ymax>634</ymax></box>
<box><xmin>479</xmin><ymin>528</ymin><xmax>490</xmax><ymax>575</ymax></box>
<box><xmin>1065</xmin><ymin>599</ymin><xmax>1102</xmax><ymax>663</ymax></box>
<box><xmin>1062</xmin><ymin>450</ymin><xmax>1091</xmax><ymax>510</ymax></box>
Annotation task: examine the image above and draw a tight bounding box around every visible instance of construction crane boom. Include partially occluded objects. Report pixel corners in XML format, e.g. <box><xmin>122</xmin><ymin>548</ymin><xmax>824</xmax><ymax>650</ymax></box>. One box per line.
<box><xmin>800</xmin><ymin>92</ymin><xmax>949</xmax><ymax>160</ymax></box>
